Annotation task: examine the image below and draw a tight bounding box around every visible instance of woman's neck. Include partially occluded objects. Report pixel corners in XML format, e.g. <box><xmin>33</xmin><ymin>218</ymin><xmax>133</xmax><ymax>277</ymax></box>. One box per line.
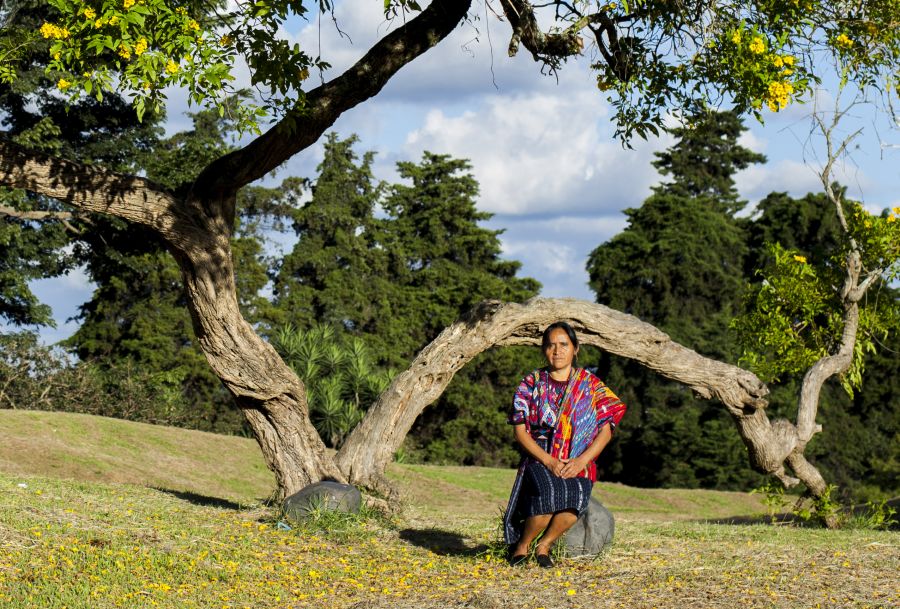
<box><xmin>548</xmin><ymin>366</ymin><xmax>572</xmax><ymax>382</ymax></box>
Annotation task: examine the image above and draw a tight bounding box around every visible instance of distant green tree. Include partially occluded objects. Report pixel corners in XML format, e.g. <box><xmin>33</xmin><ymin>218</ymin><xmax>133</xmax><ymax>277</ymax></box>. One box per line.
<box><xmin>270</xmin><ymin>133</ymin><xmax>386</xmax><ymax>334</ymax></box>
<box><xmin>587</xmin><ymin>110</ymin><xmax>765</xmax><ymax>489</ymax></box>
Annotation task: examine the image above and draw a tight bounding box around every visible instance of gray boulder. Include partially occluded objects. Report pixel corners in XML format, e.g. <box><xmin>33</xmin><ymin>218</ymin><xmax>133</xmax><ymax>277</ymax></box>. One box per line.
<box><xmin>282</xmin><ymin>481</ymin><xmax>362</xmax><ymax>523</ymax></box>
<box><xmin>563</xmin><ymin>496</ymin><xmax>615</xmax><ymax>557</ymax></box>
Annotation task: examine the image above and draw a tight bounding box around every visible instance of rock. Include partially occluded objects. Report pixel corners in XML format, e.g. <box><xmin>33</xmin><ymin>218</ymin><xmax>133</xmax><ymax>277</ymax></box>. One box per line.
<box><xmin>282</xmin><ymin>481</ymin><xmax>362</xmax><ymax>523</ymax></box>
<box><xmin>563</xmin><ymin>496</ymin><xmax>614</xmax><ymax>557</ymax></box>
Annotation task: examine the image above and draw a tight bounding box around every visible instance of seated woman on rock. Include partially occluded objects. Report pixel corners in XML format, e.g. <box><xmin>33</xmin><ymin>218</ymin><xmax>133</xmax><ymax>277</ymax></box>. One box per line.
<box><xmin>503</xmin><ymin>321</ymin><xmax>626</xmax><ymax>567</ymax></box>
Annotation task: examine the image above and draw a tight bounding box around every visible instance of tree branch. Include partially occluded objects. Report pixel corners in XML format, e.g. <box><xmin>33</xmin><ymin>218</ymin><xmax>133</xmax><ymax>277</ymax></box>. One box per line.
<box><xmin>0</xmin><ymin>204</ymin><xmax>86</xmax><ymax>234</ymax></box>
<box><xmin>498</xmin><ymin>0</ymin><xmax>594</xmax><ymax>61</ymax></box>
<box><xmin>336</xmin><ymin>297</ymin><xmax>782</xmax><ymax>489</ymax></box>
<box><xmin>0</xmin><ymin>139</ymin><xmax>182</xmax><ymax>240</ymax></box>
<box><xmin>196</xmin><ymin>0</ymin><xmax>472</xmax><ymax>196</ymax></box>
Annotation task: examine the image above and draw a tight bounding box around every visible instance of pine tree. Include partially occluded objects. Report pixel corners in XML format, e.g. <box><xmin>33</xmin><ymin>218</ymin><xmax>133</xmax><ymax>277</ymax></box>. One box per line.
<box><xmin>586</xmin><ymin>110</ymin><xmax>766</xmax><ymax>489</ymax></box>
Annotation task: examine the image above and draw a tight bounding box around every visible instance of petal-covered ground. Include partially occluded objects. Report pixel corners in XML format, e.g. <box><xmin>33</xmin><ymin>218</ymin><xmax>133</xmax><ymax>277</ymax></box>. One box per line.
<box><xmin>1</xmin><ymin>475</ymin><xmax>897</xmax><ymax>609</ymax></box>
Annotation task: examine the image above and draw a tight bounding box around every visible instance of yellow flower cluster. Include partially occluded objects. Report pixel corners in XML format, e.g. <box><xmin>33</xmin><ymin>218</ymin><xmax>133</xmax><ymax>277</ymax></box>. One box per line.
<box><xmin>57</xmin><ymin>78</ymin><xmax>71</xmax><ymax>90</ymax></box>
<box><xmin>187</xmin><ymin>19</ymin><xmax>200</xmax><ymax>31</ymax></box>
<box><xmin>766</xmin><ymin>80</ymin><xmax>794</xmax><ymax>112</ymax></box>
<box><xmin>118</xmin><ymin>44</ymin><xmax>131</xmax><ymax>59</ymax></box>
<box><xmin>134</xmin><ymin>38</ymin><xmax>148</xmax><ymax>56</ymax></box>
<box><xmin>793</xmin><ymin>255</ymin><xmax>807</xmax><ymax>264</ymax></box>
<box><xmin>83</xmin><ymin>7</ymin><xmax>96</xmax><ymax>20</ymax></box>
<box><xmin>40</xmin><ymin>22</ymin><xmax>70</xmax><ymax>39</ymax></box>
<box><xmin>835</xmin><ymin>33</ymin><xmax>854</xmax><ymax>49</ymax></box>
<box><xmin>166</xmin><ymin>59</ymin><xmax>179</xmax><ymax>74</ymax></box>
<box><xmin>748</xmin><ymin>36</ymin><xmax>766</xmax><ymax>54</ymax></box>
<box><xmin>123</xmin><ymin>0</ymin><xmax>135</xmax><ymax>8</ymax></box>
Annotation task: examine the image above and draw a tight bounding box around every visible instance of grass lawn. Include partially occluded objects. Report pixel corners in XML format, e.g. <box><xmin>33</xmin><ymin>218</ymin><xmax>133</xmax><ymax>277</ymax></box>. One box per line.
<box><xmin>0</xmin><ymin>410</ymin><xmax>897</xmax><ymax>608</ymax></box>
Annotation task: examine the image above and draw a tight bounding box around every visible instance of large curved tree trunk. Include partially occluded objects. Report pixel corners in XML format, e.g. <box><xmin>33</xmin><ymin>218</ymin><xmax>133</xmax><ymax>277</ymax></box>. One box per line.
<box><xmin>168</xmin><ymin>203</ymin><xmax>343</xmax><ymax>500</ymax></box>
<box><xmin>336</xmin><ymin>298</ymin><xmax>819</xmax><ymax>495</ymax></box>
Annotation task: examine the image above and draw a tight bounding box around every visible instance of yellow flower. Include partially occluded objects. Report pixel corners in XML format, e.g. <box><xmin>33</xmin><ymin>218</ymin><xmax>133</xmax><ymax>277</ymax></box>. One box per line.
<box><xmin>748</xmin><ymin>36</ymin><xmax>766</xmax><ymax>54</ymax></box>
<box><xmin>731</xmin><ymin>31</ymin><xmax>741</xmax><ymax>44</ymax></box>
<box><xmin>783</xmin><ymin>55</ymin><xmax>795</xmax><ymax>66</ymax></box>
<box><xmin>165</xmin><ymin>59</ymin><xmax>179</xmax><ymax>74</ymax></box>
<box><xmin>108</xmin><ymin>15</ymin><xmax>119</xmax><ymax>25</ymax></box>
<box><xmin>773</xmin><ymin>56</ymin><xmax>783</xmax><ymax>68</ymax></box>
<box><xmin>892</xmin><ymin>206</ymin><xmax>900</xmax><ymax>214</ymax></box>
<box><xmin>123</xmin><ymin>0</ymin><xmax>135</xmax><ymax>8</ymax></box>
<box><xmin>219</xmin><ymin>34</ymin><xmax>231</xmax><ymax>46</ymax></box>
<box><xmin>566</xmin><ymin>589</ymin><xmax>576</xmax><ymax>596</ymax></box>
<box><xmin>175</xmin><ymin>6</ymin><xmax>187</xmax><ymax>15</ymax></box>
<box><xmin>40</xmin><ymin>22</ymin><xmax>69</xmax><ymax>39</ymax></box>
<box><xmin>781</xmin><ymin>68</ymin><xmax>794</xmax><ymax>76</ymax></box>
<box><xmin>134</xmin><ymin>38</ymin><xmax>148</xmax><ymax>56</ymax></box>
<box><xmin>94</xmin><ymin>18</ymin><xmax>105</xmax><ymax>28</ymax></box>
<box><xmin>57</xmin><ymin>78</ymin><xmax>71</xmax><ymax>90</ymax></box>
<box><xmin>142</xmin><ymin>81</ymin><xmax>152</xmax><ymax>90</ymax></box>
<box><xmin>835</xmin><ymin>33</ymin><xmax>854</xmax><ymax>48</ymax></box>
<box><xmin>887</xmin><ymin>215</ymin><xmax>896</xmax><ymax>223</ymax></box>
<box><xmin>793</xmin><ymin>255</ymin><xmax>807</xmax><ymax>264</ymax></box>
<box><xmin>187</xmin><ymin>19</ymin><xmax>200</xmax><ymax>31</ymax></box>
<box><xmin>53</xmin><ymin>52</ymin><xmax>61</xmax><ymax>60</ymax></box>
<box><xmin>83</xmin><ymin>71</ymin><xmax>93</xmax><ymax>78</ymax></box>
<box><xmin>118</xmin><ymin>44</ymin><xmax>131</xmax><ymax>59</ymax></box>
<box><xmin>83</xmin><ymin>7</ymin><xmax>96</xmax><ymax>20</ymax></box>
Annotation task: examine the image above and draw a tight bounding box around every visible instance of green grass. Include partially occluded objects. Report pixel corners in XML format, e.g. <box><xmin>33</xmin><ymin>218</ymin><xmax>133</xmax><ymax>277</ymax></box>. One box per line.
<box><xmin>1</xmin><ymin>409</ymin><xmax>898</xmax><ymax>608</ymax></box>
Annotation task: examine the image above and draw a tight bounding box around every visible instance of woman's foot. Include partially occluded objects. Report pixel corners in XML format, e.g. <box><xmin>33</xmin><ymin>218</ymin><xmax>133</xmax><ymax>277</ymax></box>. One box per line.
<box><xmin>509</xmin><ymin>553</ymin><xmax>528</xmax><ymax>566</ymax></box>
<box><xmin>535</xmin><ymin>552</ymin><xmax>554</xmax><ymax>568</ymax></box>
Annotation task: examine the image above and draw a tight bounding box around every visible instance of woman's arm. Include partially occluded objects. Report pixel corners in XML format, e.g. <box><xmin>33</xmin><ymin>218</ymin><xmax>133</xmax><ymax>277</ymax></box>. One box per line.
<box><xmin>559</xmin><ymin>424</ymin><xmax>612</xmax><ymax>479</ymax></box>
<box><xmin>513</xmin><ymin>424</ymin><xmax>566</xmax><ymax>477</ymax></box>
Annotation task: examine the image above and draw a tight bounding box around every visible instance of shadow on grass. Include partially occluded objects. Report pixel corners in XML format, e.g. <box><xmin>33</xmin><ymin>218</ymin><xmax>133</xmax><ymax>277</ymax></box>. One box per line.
<box><xmin>399</xmin><ymin>528</ymin><xmax>490</xmax><ymax>556</ymax></box>
<box><xmin>153</xmin><ymin>487</ymin><xmax>247</xmax><ymax>510</ymax></box>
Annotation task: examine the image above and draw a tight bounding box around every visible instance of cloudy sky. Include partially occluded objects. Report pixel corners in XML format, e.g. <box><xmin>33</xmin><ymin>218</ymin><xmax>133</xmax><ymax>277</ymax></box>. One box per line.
<box><xmin>21</xmin><ymin>0</ymin><xmax>900</xmax><ymax>344</ymax></box>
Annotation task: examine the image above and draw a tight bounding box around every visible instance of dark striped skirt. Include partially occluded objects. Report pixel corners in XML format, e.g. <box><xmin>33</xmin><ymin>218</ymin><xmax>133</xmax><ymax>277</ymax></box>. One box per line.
<box><xmin>503</xmin><ymin>436</ymin><xmax>593</xmax><ymax>544</ymax></box>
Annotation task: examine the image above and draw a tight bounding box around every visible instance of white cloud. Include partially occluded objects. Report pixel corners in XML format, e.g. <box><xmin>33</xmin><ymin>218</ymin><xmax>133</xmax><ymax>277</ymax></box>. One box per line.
<box><xmin>402</xmin><ymin>87</ymin><xmax>668</xmax><ymax>216</ymax></box>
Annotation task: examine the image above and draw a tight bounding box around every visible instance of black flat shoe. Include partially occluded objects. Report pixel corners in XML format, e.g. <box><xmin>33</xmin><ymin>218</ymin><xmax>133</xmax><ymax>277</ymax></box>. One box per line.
<box><xmin>535</xmin><ymin>553</ymin><xmax>554</xmax><ymax>568</ymax></box>
<box><xmin>509</xmin><ymin>554</ymin><xmax>528</xmax><ymax>566</ymax></box>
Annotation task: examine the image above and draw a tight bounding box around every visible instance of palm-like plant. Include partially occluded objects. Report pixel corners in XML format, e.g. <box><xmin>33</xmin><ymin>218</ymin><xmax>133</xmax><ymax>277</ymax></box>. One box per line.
<box><xmin>272</xmin><ymin>324</ymin><xmax>394</xmax><ymax>448</ymax></box>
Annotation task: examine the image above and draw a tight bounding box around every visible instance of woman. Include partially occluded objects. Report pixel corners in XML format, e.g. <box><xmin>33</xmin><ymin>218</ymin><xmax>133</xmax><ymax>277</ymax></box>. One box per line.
<box><xmin>503</xmin><ymin>321</ymin><xmax>626</xmax><ymax>567</ymax></box>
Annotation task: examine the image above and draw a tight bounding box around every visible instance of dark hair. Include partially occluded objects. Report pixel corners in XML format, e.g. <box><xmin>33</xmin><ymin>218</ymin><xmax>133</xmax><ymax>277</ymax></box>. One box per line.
<box><xmin>541</xmin><ymin>321</ymin><xmax>579</xmax><ymax>368</ymax></box>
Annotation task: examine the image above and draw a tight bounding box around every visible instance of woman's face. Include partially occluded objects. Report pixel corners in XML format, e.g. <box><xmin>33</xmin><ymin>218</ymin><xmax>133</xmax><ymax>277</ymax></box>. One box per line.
<box><xmin>543</xmin><ymin>328</ymin><xmax>578</xmax><ymax>371</ymax></box>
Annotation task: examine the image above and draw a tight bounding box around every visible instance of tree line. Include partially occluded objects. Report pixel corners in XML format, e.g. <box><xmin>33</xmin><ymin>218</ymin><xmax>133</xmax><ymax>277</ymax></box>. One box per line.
<box><xmin>2</xmin><ymin>90</ymin><xmax>896</xmax><ymax>503</ymax></box>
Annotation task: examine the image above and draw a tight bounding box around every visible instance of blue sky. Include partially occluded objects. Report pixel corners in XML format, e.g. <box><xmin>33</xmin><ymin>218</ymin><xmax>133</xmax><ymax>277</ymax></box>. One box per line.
<box><xmin>17</xmin><ymin>0</ymin><xmax>900</xmax><ymax>345</ymax></box>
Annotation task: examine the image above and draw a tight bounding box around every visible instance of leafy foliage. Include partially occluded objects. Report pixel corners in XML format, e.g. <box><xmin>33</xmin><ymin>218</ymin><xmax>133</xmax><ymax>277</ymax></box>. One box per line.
<box><xmin>11</xmin><ymin>1</ymin><xmax>899</xmax><ymax>139</ymax></box>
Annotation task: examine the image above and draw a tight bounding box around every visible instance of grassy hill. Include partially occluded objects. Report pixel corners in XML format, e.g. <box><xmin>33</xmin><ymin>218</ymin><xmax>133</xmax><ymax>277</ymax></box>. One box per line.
<box><xmin>0</xmin><ymin>409</ymin><xmax>897</xmax><ymax>609</ymax></box>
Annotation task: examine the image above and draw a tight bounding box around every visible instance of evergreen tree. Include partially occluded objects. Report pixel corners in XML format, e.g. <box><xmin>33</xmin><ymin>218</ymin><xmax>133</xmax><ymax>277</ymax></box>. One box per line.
<box><xmin>271</xmin><ymin>133</ymin><xmax>387</xmax><ymax>334</ymax></box>
<box><xmin>586</xmin><ymin>110</ymin><xmax>766</xmax><ymax>489</ymax></box>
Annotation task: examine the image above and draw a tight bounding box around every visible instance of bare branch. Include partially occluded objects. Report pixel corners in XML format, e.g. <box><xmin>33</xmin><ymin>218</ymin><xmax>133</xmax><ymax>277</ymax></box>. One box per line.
<box><xmin>498</xmin><ymin>0</ymin><xmax>595</xmax><ymax>61</ymax></box>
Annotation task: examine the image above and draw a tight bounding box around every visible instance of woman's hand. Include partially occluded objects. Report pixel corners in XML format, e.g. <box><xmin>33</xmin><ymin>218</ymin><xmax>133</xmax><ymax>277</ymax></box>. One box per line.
<box><xmin>543</xmin><ymin>456</ymin><xmax>567</xmax><ymax>477</ymax></box>
<box><xmin>558</xmin><ymin>456</ymin><xmax>588</xmax><ymax>479</ymax></box>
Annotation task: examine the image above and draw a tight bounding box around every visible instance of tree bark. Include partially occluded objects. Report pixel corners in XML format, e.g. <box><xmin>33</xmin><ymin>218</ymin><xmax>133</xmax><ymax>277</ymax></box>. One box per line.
<box><xmin>336</xmin><ymin>297</ymin><xmax>807</xmax><ymax>492</ymax></box>
<box><xmin>169</xmin><ymin>207</ymin><xmax>344</xmax><ymax>500</ymax></box>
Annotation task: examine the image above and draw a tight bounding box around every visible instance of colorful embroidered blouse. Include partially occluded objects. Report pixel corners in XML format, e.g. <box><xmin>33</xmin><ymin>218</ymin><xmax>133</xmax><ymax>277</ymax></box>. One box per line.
<box><xmin>508</xmin><ymin>367</ymin><xmax>627</xmax><ymax>482</ymax></box>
